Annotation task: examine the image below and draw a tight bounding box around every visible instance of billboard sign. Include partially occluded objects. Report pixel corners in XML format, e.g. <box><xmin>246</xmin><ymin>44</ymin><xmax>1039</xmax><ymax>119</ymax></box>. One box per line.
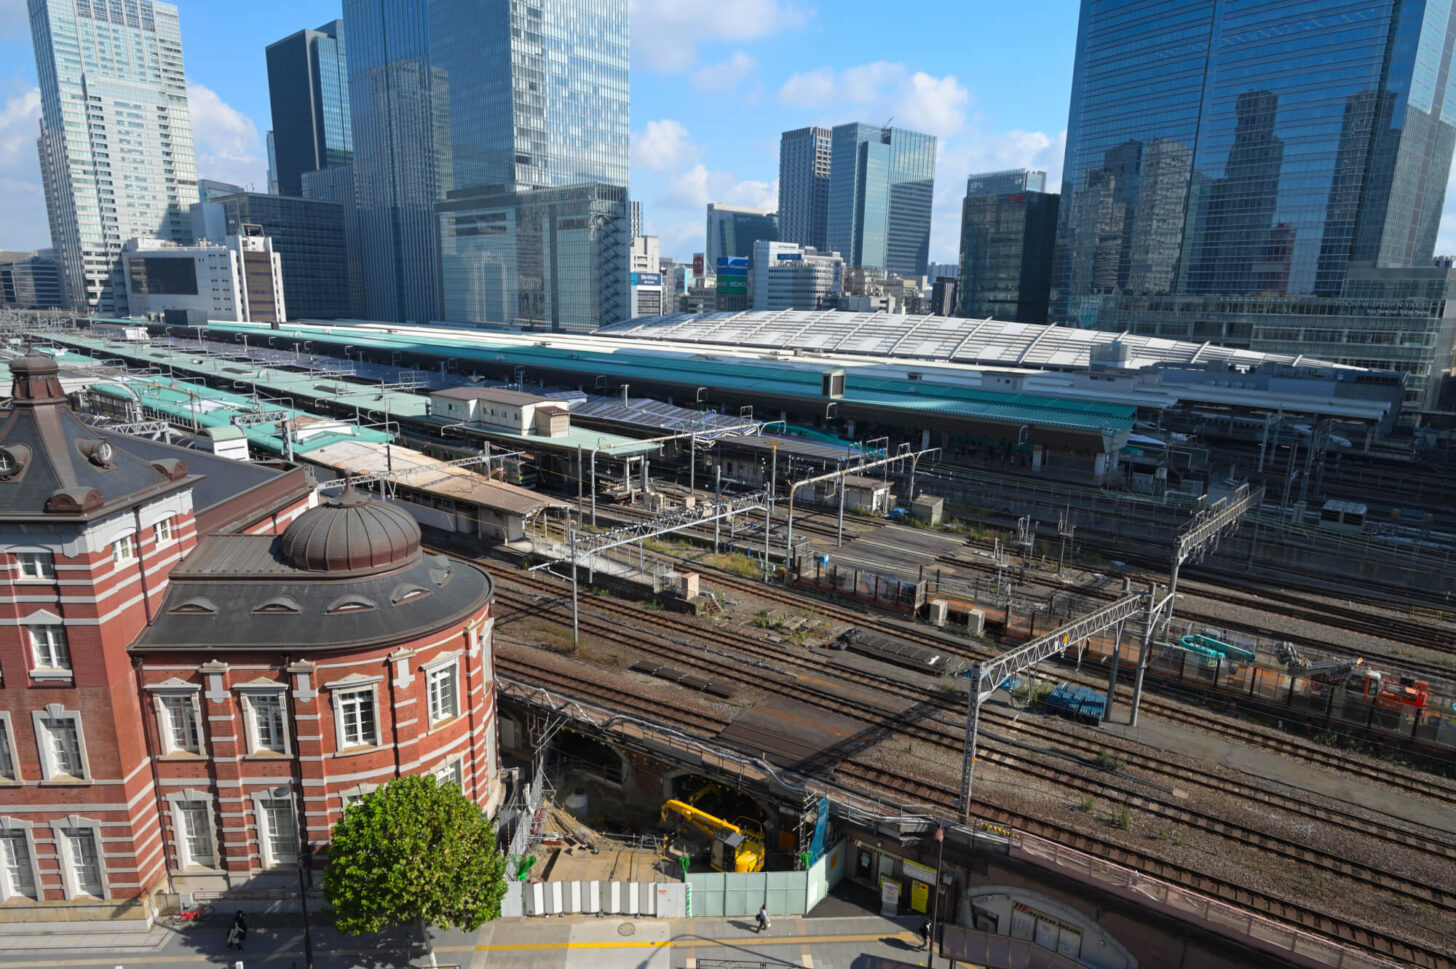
<box><xmin>716</xmin><ymin>256</ymin><xmax>748</xmax><ymax>275</ymax></box>
<box><xmin>717</xmin><ymin>276</ymin><xmax>748</xmax><ymax>295</ymax></box>
<box><xmin>692</xmin><ymin>253</ymin><xmax>704</xmax><ymax>277</ymax></box>
<box><xmin>631</xmin><ymin>272</ymin><xmax>662</xmax><ymax>286</ymax></box>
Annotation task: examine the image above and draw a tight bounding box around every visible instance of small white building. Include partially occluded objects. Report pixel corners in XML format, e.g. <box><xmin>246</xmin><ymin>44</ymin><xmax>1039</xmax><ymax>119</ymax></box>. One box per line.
<box><xmin>751</xmin><ymin>240</ymin><xmax>844</xmax><ymax>311</ymax></box>
<box><xmin>122</xmin><ymin>226</ymin><xmax>285</xmax><ymax>323</ymax></box>
<box><xmin>429</xmin><ymin>386</ymin><xmax>571</xmax><ymax>438</ymax></box>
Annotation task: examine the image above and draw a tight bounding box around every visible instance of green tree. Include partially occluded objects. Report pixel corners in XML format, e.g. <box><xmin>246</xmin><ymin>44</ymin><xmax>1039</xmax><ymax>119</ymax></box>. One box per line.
<box><xmin>323</xmin><ymin>774</ymin><xmax>508</xmax><ymax>947</ymax></box>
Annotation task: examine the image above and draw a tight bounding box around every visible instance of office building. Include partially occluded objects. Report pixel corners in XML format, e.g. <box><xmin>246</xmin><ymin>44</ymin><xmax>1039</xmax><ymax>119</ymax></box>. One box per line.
<box><xmin>437</xmin><ymin>182</ymin><xmax>630</xmax><ymax>332</ymax></box>
<box><xmin>750</xmin><ymin>241</ymin><xmax>844</xmax><ymax>311</ymax></box>
<box><xmin>1053</xmin><ymin>0</ymin><xmax>1456</xmax><ymax>406</ymax></box>
<box><xmin>957</xmin><ymin>169</ymin><xmax>1059</xmax><ymax>324</ymax></box>
<box><xmin>301</xmin><ymin>166</ymin><xmax>367</xmax><ymax>318</ymax></box>
<box><xmin>779</xmin><ymin>126</ymin><xmax>832</xmax><ymax>251</ymax></box>
<box><xmin>266</xmin><ymin>20</ymin><xmax>353</xmax><ymax>198</ymax></box>
<box><xmin>927</xmin><ymin>261</ymin><xmax>959</xmax><ymax>284</ymax></box>
<box><xmin>266</xmin><ymin>131</ymin><xmax>280</xmax><ymax>194</ymax></box>
<box><xmin>0</xmin><ymin>250</ymin><xmax>64</xmax><ymax>309</ymax></box>
<box><xmin>628</xmin><ymin>236</ymin><xmax>664</xmax><ymax>317</ymax></box>
<box><xmin>205</xmin><ymin>193</ymin><xmax>351</xmax><ymax>320</ymax></box>
<box><xmin>122</xmin><ymin>230</ymin><xmax>285</xmax><ymax>323</ymax></box>
<box><xmin>346</xmin><ymin>0</ymin><xmax>630</xmax><ymax>325</ymax></box>
<box><xmin>929</xmin><ymin>276</ymin><xmax>957</xmax><ymax>317</ymax></box>
<box><xmin>705</xmin><ymin>204</ymin><xmax>778</xmax><ymax>268</ymax></box>
<box><xmin>714</xmin><ymin>256</ymin><xmax>750</xmax><ymax>311</ymax></box>
<box><xmin>199</xmin><ymin>180</ymin><xmax>247</xmax><ymax>203</ymax></box>
<box><xmin>28</xmin><ymin>0</ymin><xmax>199</xmax><ymax>313</ymax></box>
<box><xmin>827</xmin><ymin>123</ymin><xmax>936</xmax><ymax>278</ymax></box>
<box><xmin>0</xmin><ymin>352</ymin><xmax>498</xmax><ymax>913</ymax></box>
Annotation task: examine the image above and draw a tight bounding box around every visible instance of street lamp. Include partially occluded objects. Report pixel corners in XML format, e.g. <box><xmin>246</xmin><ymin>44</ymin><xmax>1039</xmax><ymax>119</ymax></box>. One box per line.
<box><xmin>272</xmin><ymin>785</ymin><xmax>315</xmax><ymax>969</ymax></box>
<box><xmin>928</xmin><ymin>825</ymin><xmax>945</xmax><ymax>968</ymax></box>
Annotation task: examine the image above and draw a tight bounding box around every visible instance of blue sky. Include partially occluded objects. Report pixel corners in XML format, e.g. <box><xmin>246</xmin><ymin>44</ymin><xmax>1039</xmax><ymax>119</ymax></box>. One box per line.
<box><xmin>3</xmin><ymin>0</ymin><xmax>1454</xmax><ymax>265</ymax></box>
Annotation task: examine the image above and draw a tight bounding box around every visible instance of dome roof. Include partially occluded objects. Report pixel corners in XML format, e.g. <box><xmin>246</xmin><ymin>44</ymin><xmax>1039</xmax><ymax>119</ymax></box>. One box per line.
<box><xmin>279</xmin><ymin>485</ymin><xmax>421</xmax><ymax>575</ymax></box>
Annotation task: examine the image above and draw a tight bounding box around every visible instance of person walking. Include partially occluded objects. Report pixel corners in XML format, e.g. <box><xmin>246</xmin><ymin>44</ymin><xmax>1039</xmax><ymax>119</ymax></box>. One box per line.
<box><xmin>918</xmin><ymin>916</ymin><xmax>932</xmax><ymax>951</ymax></box>
<box><xmin>755</xmin><ymin>903</ymin><xmax>770</xmax><ymax>934</ymax></box>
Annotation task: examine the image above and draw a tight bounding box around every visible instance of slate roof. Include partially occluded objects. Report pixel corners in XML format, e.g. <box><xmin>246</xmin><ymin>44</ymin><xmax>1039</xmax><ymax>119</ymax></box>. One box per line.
<box><xmin>1</xmin><ymin>354</ymin><xmax>196</xmax><ymax>521</ymax></box>
<box><xmin>138</xmin><ymin>536</ymin><xmax>493</xmax><ymax>652</ymax></box>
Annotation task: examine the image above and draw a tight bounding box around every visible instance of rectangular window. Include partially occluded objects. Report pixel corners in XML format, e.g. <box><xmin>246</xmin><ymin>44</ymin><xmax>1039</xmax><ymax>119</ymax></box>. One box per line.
<box><xmin>434</xmin><ymin>760</ymin><xmax>463</xmax><ymax>790</ymax></box>
<box><xmin>40</xmin><ymin>717</ymin><xmax>85</xmax><ymax>779</ymax></box>
<box><xmin>337</xmin><ymin>688</ymin><xmax>377</xmax><ymax>748</ymax></box>
<box><xmin>0</xmin><ymin>721</ymin><xmax>15</xmax><ymax>781</ymax></box>
<box><xmin>427</xmin><ymin>664</ymin><xmax>458</xmax><ymax>723</ymax></box>
<box><xmin>29</xmin><ymin>625</ymin><xmax>71</xmax><ymax>671</ymax></box>
<box><xmin>17</xmin><ymin>552</ymin><xmax>55</xmax><ymax>580</ymax></box>
<box><xmin>111</xmin><ymin>534</ymin><xmax>137</xmax><ymax>564</ymax></box>
<box><xmin>177</xmin><ymin>801</ymin><xmax>214</xmax><ymax>868</ymax></box>
<box><xmin>245</xmin><ymin>693</ymin><xmax>287</xmax><ymax>754</ymax></box>
<box><xmin>0</xmin><ymin>833</ymin><xmax>37</xmax><ymax>901</ymax></box>
<box><xmin>63</xmin><ymin>828</ymin><xmax>103</xmax><ymax>897</ymax></box>
<box><xmin>260</xmin><ymin>799</ymin><xmax>298</xmax><ymax>867</ymax></box>
<box><xmin>160</xmin><ymin>696</ymin><xmax>201</xmax><ymax>754</ymax></box>
<box><xmin>153</xmin><ymin>518</ymin><xmax>174</xmax><ymax>546</ymax></box>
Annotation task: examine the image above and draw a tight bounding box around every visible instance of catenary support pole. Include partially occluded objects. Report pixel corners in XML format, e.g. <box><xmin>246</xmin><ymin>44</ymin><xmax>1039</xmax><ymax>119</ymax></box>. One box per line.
<box><xmin>1103</xmin><ymin>621</ymin><xmax>1125</xmax><ymax>722</ymax></box>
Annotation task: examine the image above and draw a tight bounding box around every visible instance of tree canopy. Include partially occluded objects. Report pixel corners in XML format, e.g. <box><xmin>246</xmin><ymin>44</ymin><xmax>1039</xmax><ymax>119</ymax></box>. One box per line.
<box><xmin>323</xmin><ymin>774</ymin><xmax>507</xmax><ymax>935</ymax></box>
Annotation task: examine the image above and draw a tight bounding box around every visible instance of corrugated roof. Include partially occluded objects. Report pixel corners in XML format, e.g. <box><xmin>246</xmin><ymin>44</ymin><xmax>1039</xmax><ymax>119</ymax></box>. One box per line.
<box><xmin>432</xmin><ymin>385</ymin><xmax>551</xmax><ymax>406</ymax></box>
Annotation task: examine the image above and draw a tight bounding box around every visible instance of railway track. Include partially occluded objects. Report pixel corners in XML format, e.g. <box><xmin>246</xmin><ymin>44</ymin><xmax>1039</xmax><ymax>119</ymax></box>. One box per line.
<box><xmin>486</xmin><ymin>561</ymin><xmax>1456</xmax><ymax>934</ymax></box>
<box><xmin>833</xmin><ymin>762</ymin><xmax>1455</xmax><ymax>969</ymax></box>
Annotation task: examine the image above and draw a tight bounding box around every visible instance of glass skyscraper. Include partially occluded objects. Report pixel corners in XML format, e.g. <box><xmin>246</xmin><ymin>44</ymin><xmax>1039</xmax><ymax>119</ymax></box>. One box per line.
<box><xmin>957</xmin><ymin>170</ymin><xmax>1060</xmax><ymax>324</ymax></box>
<box><xmin>826</xmin><ymin>123</ymin><xmax>936</xmax><ymax>278</ymax></box>
<box><xmin>212</xmin><ymin>192</ymin><xmax>352</xmax><ymax>320</ymax></box>
<box><xmin>345</xmin><ymin>0</ymin><xmax>629</xmax><ymax>327</ymax></box>
<box><xmin>1054</xmin><ymin>1</ymin><xmax>1456</xmax><ymax>320</ymax></box>
<box><xmin>29</xmin><ymin>0</ymin><xmax>199</xmax><ymax>313</ymax></box>
<box><xmin>705</xmin><ymin>204</ymin><xmax>779</xmax><ymax>267</ymax></box>
<box><xmin>266</xmin><ymin>20</ymin><xmax>353</xmax><ymax>198</ymax></box>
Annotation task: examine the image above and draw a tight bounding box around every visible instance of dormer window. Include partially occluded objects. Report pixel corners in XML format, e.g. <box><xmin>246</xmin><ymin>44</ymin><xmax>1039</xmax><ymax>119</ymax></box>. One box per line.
<box><xmin>170</xmin><ymin>597</ymin><xmax>217</xmax><ymax>615</ymax></box>
<box><xmin>326</xmin><ymin>594</ymin><xmax>377</xmax><ymax>614</ymax></box>
<box><xmin>390</xmin><ymin>584</ymin><xmax>431</xmax><ymax>605</ymax></box>
<box><xmin>253</xmin><ymin>596</ymin><xmax>302</xmax><ymax>615</ymax></box>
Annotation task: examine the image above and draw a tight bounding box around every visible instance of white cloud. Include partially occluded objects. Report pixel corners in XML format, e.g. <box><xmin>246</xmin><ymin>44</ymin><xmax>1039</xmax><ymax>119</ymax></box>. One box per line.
<box><xmin>663</xmin><ymin>163</ymin><xmax>776</xmax><ymax>213</ymax></box>
<box><xmin>0</xmin><ymin>84</ymin><xmax>48</xmax><ymax>251</ymax></box>
<box><xmin>690</xmin><ymin>51</ymin><xmax>759</xmax><ymax>93</ymax></box>
<box><xmin>632</xmin><ymin>119</ymin><xmax>700</xmax><ymax>173</ymax></box>
<box><xmin>629</xmin><ymin>0</ymin><xmax>811</xmax><ymax>73</ymax></box>
<box><xmin>632</xmin><ymin>118</ymin><xmax>779</xmax><ymax>261</ymax></box>
<box><xmin>777</xmin><ymin>61</ymin><xmax>970</xmax><ymax>139</ymax></box>
<box><xmin>186</xmin><ymin>80</ymin><xmax>268</xmax><ymax>190</ymax></box>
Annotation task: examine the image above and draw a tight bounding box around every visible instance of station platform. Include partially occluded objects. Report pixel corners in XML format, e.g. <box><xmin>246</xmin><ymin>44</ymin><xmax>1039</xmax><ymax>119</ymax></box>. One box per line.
<box><xmin>0</xmin><ymin>910</ymin><xmax>928</xmax><ymax>969</ymax></box>
<box><xmin>1099</xmin><ymin>708</ymin><xmax>1456</xmax><ymax>835</ymax></box>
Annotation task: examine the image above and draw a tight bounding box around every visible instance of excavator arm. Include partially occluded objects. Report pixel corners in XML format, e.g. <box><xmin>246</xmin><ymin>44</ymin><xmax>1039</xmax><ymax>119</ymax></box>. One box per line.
<box><xmin>661</xmin><ymin>800</ymin><xmax>766</xmax><ymax>872</ymax></box>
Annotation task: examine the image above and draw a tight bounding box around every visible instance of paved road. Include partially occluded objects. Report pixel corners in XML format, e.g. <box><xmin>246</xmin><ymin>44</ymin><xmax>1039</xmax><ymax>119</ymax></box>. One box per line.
<box><xmin>1</xmin><ymin>912</ymin><xmax>929</xmax><ymax>969</ymax></box>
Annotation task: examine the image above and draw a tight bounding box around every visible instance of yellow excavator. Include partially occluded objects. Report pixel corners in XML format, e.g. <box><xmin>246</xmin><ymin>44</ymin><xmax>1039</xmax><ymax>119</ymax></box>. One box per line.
<box><xmin>660</xmin><ymin>799</ymin><xmax>766</xmax><ymax>873</ymax></box>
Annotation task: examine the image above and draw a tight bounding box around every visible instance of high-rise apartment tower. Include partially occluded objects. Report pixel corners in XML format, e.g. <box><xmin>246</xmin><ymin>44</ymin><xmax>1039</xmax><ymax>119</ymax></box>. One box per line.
<box><xmin>779</xmin><ymin>126</ymin><xmax>832</xmax><ymax>251</ymax></box>
<box><xmin>29</xmin><ymin>0</ymin><xmax>199</xmax><ymax>313</ymax></box>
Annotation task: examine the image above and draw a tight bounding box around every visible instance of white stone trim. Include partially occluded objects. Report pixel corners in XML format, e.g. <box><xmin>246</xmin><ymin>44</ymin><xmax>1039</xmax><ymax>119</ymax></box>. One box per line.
<box><xmin>163</xmin><ymin>790</ymin><xmax>220</xmax><ymax>871</ymax></box>
<box><xmin>0</xmin><ymin>817</ymin><xmax>43</xmax><ymax>902</ymax></box>
<box><xmin>31</xmin><ymin>705</ymin><xmax>91</xmax><ymax>782</ymax></box>
<box><xmin>48</xmin><ymin>815</ymin><xmax>110</xmax><ymax>900</ymax></box>
<box><xmin>0</xmin><ymin>713</ymin><xmax>18</xmax><ymax>783</ymax></box>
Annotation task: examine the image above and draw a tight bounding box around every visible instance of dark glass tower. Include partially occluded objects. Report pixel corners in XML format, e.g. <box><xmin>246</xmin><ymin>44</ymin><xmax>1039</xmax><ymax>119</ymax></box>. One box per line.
<box><xmin>956</xmin><ymin>170</ymin><xmax>1059</xmax><ymax>324</ymax></box>
<box><xmin>827</xmin><ymin>123</ymin><xmax>936</xmax><ymax>277</ymax></box>
<box><xmin>266</xmin><ymin>20</ymin><xmax>353</xmax><ymax>198</ymax></box>
<box><xmin>1054</xmin><ymin>0</ymin><xmax>1456</xmax><ymax>324</ymax></box>
<box><xmin>345</xmin><ymin>0</ymin><xmax>630</xmax><ymax>326</ymax></box>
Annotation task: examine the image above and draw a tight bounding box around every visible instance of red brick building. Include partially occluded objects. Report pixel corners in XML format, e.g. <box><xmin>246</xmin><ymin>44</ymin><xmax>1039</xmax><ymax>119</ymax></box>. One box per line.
<box><xmin>0</xmin><ymin>353</ymin><xmax>497</xmax><ymax>925</ymax></box>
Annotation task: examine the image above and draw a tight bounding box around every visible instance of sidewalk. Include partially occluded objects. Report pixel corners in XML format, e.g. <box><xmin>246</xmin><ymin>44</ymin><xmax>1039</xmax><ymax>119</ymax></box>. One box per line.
<box><xmin>0</xmin><ymin>911</ymin><xmax>929</xmax><ymax>969</ymax></box>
